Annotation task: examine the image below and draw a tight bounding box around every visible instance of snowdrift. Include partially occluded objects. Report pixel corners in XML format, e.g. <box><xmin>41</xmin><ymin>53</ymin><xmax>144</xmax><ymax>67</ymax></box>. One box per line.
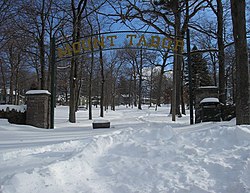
<box><xmin>0</xmin><ymin>106</ymin><xmax>250</xmax><ymax>193</ymax></box>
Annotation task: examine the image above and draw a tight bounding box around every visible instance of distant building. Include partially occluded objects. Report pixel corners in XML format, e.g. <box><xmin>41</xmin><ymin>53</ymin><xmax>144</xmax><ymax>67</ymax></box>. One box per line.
<box><xmin>119</xmin><ymin>94</ymin><xmax>131</xmax><ymax>105</ymax></box>
<box><xmin>195</xmin><ymin>86</ymin><xmax>219</xmax><ymax>109</ymax></box>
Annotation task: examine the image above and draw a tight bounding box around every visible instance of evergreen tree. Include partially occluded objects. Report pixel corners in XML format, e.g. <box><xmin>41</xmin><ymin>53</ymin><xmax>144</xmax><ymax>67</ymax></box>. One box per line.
<box><xmin>184</xmin><ymin>45</ymin><xmax>212</xmax><ymax>105</ymax></box>
<box><xmin>190</xmin><ymin>46</ymin><xmax>212</xmax><ymax>88</ymax></box>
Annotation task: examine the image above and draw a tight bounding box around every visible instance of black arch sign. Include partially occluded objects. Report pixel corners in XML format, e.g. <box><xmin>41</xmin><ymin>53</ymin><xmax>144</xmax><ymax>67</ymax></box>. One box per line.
<box><xmin>50</xmin><ymin>31</ymin><xmax>190</xmax><ymax>129</ymax></box>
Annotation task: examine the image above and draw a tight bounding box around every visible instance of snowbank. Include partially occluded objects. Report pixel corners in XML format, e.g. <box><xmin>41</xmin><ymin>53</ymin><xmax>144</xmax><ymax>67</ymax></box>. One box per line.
<box><xmin>0</xmin><ymin>105</ymin><xmax>26</xmax><ymax>113</ymax></box>
<box><xmin>0</xmin><ymin>106</ymin><xmax>250</xmax><ymax>193</ymax></box>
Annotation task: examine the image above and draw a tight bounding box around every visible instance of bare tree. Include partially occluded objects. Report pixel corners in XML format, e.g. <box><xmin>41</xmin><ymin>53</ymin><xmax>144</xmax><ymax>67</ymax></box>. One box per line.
<box><xmin>104</xmin><ymin>0</ymin><xmax>209</xmax><ymax>120</ymax></box>
<box><xmin>17</xmin><ymin>0</ymin><xmax>53</xmax><ymax>89</ymax></box>
<box><xmin>68</xmin><ymin>0</ymin><xmax>88</xmax><ymax>123</ymax></box>
<box><xmin>0</xmin><ymin>59</ymin><xmax>7</xmax><ymax>103</ymax></box>
<box><xmin>123</xmin><ymin>47</ymin><xmax>146</xmax><ymax>109</ymax></box>
<box><xmin>206</xmin><ymin>0</ymin><xmax>226</xmax><ymax>104</ymax></box>
<box><xmin>66</xmin><ymin>0</ymin><xmax>106</xmax><ymax>122</ymax></box>
<box><xmin>104</xmin><ymin>51</ymin><xmax>123</xmax><ymax>111</ymax></box>
<box><xmin>0</xmin><ymin>0</ymin><xmax>16</xmax><ymax>102</ymax></box>
<box><xmin>86</xmin><ymin>13</ymin><xmax>95</xmax><ymax>120</ymax></box>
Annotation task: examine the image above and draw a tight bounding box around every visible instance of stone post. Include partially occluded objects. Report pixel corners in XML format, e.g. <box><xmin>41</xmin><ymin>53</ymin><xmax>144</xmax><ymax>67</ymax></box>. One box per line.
<box><xmin>26</xmin><ymin>90</ymin><xmax>51</xmax><ymax>128</ymax></box>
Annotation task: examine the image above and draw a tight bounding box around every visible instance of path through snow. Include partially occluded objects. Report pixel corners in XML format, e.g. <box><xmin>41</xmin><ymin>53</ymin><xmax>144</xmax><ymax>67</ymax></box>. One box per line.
<box><xmin>0</xmin><ymin>106</ymin><xmax>250</xmax><ymax>193</ymax></box>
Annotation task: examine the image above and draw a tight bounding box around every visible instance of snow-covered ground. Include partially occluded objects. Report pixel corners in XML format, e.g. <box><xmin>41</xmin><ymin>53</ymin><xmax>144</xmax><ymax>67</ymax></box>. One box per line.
<box><xmin>0</xmin><ymin>105</ymin><xmax>250</xmax><ymax>193</ymax></box>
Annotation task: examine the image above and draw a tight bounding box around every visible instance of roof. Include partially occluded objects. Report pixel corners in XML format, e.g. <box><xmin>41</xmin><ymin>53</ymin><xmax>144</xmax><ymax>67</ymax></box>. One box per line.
<box><xmin>198</xmin><ymin>86</ymin><xmax>218</xmax><ymax>89</ymax></box>
<box><xmin>25</xmin><ymin>90</ymin><xmax>51</xmax><ymax>95</ymax></box>
<box><xmin>200</xmin><ymin>97</ymin><xmax>220</xmax><ymax>104</ymax></box>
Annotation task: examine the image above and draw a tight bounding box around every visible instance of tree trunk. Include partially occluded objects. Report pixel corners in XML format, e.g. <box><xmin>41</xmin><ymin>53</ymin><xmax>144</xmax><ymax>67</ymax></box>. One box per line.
<box><xmin>69</xmin><ymin>24</ymin><xmax>78</xmax><ymax>122</ymax></box>
<box><xmin>181</xmin><ymin>59</ymin><xmax>186</xmax><ymax>115</ymax></box>
<box><xmin>230</xmin><ymin>0</ymin><xmax>250</xmax><ymax>124</ymax></box>
<box><xmin>104</xmin><ymin>76</ymin><xmax>109</xmax><ymax>111</ymax></box>
<box><xmin>111</xmin><ymin>76</ymin><xmax>116</xmax><ymax>111</ymax></box>
<box><xmin>213</xmin><ymin>61</ymin><xmax>217</xmax><ymax>86</ymax></box>
<box><xmin>69</xmin><ymin>58</ymin><xmax>77</xmax><ymax>123</ymax></box>
<box><xmin>47</xmin><ymin>37</ymin><xmax>52</xmax><ymax>92</ymax></box>
<box><xmin>172</xmin><ymin>1</ymin><xmax>182</xmax><ymax>119</ymax></box>
<box><xmin>133</xmin><ymin>68</ymin><xmax>137</xmax><ymax>107</ymax></box>
<box><xmin>156</xmin><ymin>57</ymin><xmax>166</xmax><ymax>107</ymax></box>
<box><xmin>39</xmin><ymin>37</ymin><xmax>46</xmax><ymax>90</ymax></box>
<box><xmin>149</xmin><ymin>66</ymin><xmax>153</xmax><ymax>107</ymax></box>
<box><xmin>0</xmin><ymin>61</ymin><xmax>7</xmax><ymax>103</ymax></box>
<box><xmin>129</xmin><ymin>73</ymin><xmax>132</xmax><ymax>107</ymax></box>
<box><xmin>88</xmin><ymin>43</ymin><xmax>94</xmax><ymax>120</ymax></box>
<box><xmin>217</xmin><ymin>0</ymin><xmax>226</xmax><ymax>104</ymax></box>
<box><xmin>75</xmin><ymin>77</ymin><xmax>82</xmax><ymax>111</ymax></box>
<box><xmin>35</xmin><ymin>60</ymin><xmax>40</xmax><ymax>87</ymax></box>
<box><xmin>69</xmin><ymin>0</ymin><xmax>87</xmax><ymax>123</ymax></box>
<box><xmin>100</xmin><ymin>46</ymin><xmax>105</xmax><ymax>117</ymax></box>
<box><xmin>111</xmin><ymin>88</ymin><xmax>116</xmax><ymax>111</ymax></box>
<box><xmin>9</xmin><ymin>67</ymin><xmax>14</xmax><ymax>104</ymax></box>
<box><xmin>14</xmin><ymin>61</ymin><xmax>20</xmax><ymax>105</ymax></box>
<box><xmin>88</xmin><ymin>78</ymin><xmax>93</xmax><ymax>119</ymax></box>
<box><xmin>232</xmin><ymin>60</ymin><xmax>236</xmax><ymax>104</ymax></box>
<box><xmin>14</xmin><ymin>54</ymin><xmax>21</xmax><ymax>105</ymax></box>
<box><xmin>138</xmin><ymin>49</ymin><xmax>143</xmax><ymax>110</ymax></box>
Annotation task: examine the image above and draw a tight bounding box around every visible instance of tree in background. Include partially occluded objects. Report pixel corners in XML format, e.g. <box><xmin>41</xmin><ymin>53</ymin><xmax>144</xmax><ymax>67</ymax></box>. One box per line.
<box><xmin>0</xmin><ymin>0</ymin><xmax>248</xmax><ymax>125</ymax></box>
<box><xmin>184</xmin><ymin>45</ymin><xmax>212</xmax><ymax>106</ymax></box>
<box><xmin>206</xmin><ymin>0</ymin><xmax>226</xmax><ymax>104</ymax></box>
<box><xmin>17</xmin><ymin>0</ymin><xmax>53</xmax><ymax>90</ymax></box>
<box><xmin>105</xmin><ymin>0</ymin><xmax>210</xmax><ymax>120</ymax></box>
<box><xmin>191</xmin><ymin>46</ymin><xmax>212</xmax><ymax>87</ymax></box>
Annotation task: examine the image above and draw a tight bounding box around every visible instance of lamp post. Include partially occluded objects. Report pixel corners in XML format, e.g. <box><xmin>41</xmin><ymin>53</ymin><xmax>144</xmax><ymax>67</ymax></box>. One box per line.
<box><xmin>50</xmin><ymin>36</ymin><xmax>56</xmax><ymax>129</ymax></box>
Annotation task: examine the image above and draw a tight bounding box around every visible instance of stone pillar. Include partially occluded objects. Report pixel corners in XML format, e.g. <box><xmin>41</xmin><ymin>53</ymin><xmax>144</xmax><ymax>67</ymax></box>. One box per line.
<box><xmin>26</xmin><ymin>90</ymin><xmax>51</xmax><ymax>129</ymax></box>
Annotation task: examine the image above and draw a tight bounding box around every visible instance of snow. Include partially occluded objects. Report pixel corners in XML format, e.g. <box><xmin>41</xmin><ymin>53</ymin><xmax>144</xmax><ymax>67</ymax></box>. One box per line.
<box><xmin>200</xmin><ymin>97</ymin><xmax>220</xmax><ymax>104</ymax></box>
<box><xmin>198</xmin><ymin>86</ymin><xmax>218</xmax><ymax>89</ymax></box>
<box><xmin>0</xmin><ymin>105</ymin><xmax>26</xmax><ymax>113</ymax></box>
<box><xmin>93</xmin><ymin>119</ymin><xmax>110</xmax><ymax>123</ymax></box>
<box><xmin>25</xmin><ymin>90</ymin><xmax>51</xmax><ymax>95</ymax></box>
<box><xmin>0</xmin><ymin>105</ymin><xmax>250</xmax><ymax>193</ymax></box>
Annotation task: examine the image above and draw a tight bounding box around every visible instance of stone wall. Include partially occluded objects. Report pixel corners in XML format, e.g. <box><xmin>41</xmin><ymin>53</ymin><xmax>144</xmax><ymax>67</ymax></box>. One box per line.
<box><xmin>0</xmin><ymin>107</ymin><xmax>26</xmax><ymax>124</ymax></box>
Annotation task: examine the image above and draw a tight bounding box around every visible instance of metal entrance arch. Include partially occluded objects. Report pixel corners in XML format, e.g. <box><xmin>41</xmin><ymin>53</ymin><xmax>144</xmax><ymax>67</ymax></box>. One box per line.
<box><xmin>50</xmin><ymin>31</ymin><xmax>192</xmax><ymax>128</ymax></box>
<box><xmin>56</xmin><ymin>31</ymin><xmax>185</xmax><ymax>61</ymax></box>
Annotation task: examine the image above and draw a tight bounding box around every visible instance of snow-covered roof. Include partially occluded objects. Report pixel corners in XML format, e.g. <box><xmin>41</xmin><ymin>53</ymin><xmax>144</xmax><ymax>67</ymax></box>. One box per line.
<box><xmin>25</xmin><ymin>90</ymin><xmax>51</xmax><ymax>95</ymax></box>
<box><xmin>121</xmin><ymin>94</ymin><xmax>130</xmax><ymax>98</ymax></box>
<box><xmin>198</xmin><ymin>86</ymin><xmax>218</xmax><ymax>89</ymax></box>
<box><xmin>200</xmin><ymin>97</ymin><xmax>220</xmax><ymax>104</ymax></box>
